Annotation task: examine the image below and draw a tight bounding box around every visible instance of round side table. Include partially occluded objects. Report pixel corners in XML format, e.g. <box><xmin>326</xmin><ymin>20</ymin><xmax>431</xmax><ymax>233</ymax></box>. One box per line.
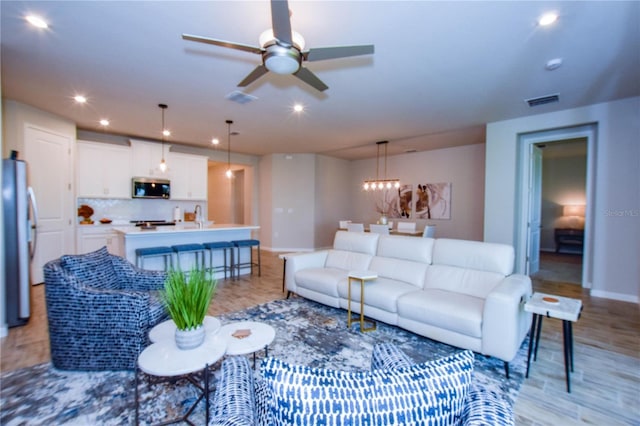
<box><xmin>136</xmin><ymin>328</ymin><xmax>226</xmax><ymax>425</ymax></box>
<box><xmin>218</xmin><ymin>321</ymin><xmax>276</xmax><ymax>367</ymax></box>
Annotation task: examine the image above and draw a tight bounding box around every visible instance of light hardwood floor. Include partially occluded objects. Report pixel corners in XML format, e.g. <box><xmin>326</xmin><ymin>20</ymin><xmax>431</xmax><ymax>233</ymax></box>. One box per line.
<box><xmin>1</xmin><ymin>251</ymin><xmax>638</xmax><ymax>425</ymax></box>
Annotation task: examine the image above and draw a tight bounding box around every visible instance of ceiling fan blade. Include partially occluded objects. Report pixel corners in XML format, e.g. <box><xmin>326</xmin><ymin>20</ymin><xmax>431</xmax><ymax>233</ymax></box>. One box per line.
<box><xmin>238</xmin><ymin>64</ymin><xmax>269</xmax><ymax>87</ymax></box>
<box><xmin>182</xmin><ymin>33</ymin><xmax>263</xmax><ymax>55</ymax></box>
<box><xmin>270</xmin><ymin>0</ymin><xmax>293</xmax><ymax>46</ymax></box>
<box><xmin>294</xmin><ymin>67</ymin><xmax>329</xmax><ymax>92</ymax></box>
<box><xmin>305</xmin><ymin>45</ymin><xmax>375</xmax><ymax>62</ymax></box>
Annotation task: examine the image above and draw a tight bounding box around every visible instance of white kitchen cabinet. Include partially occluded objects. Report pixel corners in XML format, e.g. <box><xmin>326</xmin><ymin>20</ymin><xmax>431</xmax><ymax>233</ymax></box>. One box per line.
<box><xmin>168</xmin><ymin>152</ymin><xmax>208</xmax><ymax>200</ymax></box>
<box><xmin>130</xmin><ymin>139</ymin><xmax>170</xmax><ymax>178</ymax></box>
<box><xmin>76</xmin><ymin>140</ymin><xmax>131</xmax><ymax>198</ymax></box>
<box><xmin>77</xmin><ymin>226</ymin><xmax>122</xmax><ymax>256</ymax></box>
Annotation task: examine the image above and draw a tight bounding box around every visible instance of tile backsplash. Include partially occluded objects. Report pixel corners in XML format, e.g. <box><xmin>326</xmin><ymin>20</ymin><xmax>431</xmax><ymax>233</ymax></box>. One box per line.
<box><xmin>77</xmin><ymin>198</ymin><xmax>207</xmax><ymax>224</ymax></box>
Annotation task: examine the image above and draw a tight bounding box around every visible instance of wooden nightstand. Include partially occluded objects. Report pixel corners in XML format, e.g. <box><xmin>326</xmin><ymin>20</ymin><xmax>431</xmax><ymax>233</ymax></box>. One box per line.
<box><xmin>554</xmin><ymin>228</ymin><xmax>584</xmax><ymax>253</ymax></box>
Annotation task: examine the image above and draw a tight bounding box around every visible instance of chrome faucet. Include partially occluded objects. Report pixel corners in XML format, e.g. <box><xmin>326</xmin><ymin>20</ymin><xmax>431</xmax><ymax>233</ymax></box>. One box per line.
<box><xmin>194</xmin><ymin>204</ymin><xmax>203</xmax><ymax>228</ymax></box>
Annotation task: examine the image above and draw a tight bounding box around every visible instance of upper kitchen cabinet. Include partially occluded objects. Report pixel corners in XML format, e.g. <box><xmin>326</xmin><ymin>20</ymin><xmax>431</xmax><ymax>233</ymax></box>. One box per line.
<box><xmin>168</xmin><ymin>152</ymin><xmax>208</xmax><ymax>200</ymax></box>
<box><xmin>130</xmin><ymin>139</ymin><xmax>170</xmax><ymax>178</ymax></box>
<box><xmin>76</xmin><ymin>140</ymin><xmax>131</xmax><ymax>199</ymax></box>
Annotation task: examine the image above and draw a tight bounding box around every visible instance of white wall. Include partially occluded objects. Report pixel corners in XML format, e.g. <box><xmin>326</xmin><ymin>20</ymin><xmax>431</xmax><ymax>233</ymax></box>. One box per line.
<box><xmin>260</xmin><ymin>153</ymin><xmax>317</xmax><ymax>251</ymax></box>
<box><xmin>485</xmin><ymin>96</ymin><xmax>640</xmax><ymax>303</ymax></box>
<box><xmin>0</xmin><ymin>91</ymin><xmax>5</xmax><ymax>337</ymax></box>
<box><xmin>314</xmin><ymin>155</ymin><xmax>352</xmax><ymax>249</ymax></box>
<box><xmin>349</xmin><ymin>143</ymin><xmax>486</xmax><ymax>241</ymax></box>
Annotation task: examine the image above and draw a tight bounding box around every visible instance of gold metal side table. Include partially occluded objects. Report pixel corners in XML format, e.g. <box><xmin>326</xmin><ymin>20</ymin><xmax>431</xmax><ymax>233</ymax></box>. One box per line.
<box><xmin>347</xmin><ymin>270</ymin><xmax>378</xmax><ymax>332</ymax></box>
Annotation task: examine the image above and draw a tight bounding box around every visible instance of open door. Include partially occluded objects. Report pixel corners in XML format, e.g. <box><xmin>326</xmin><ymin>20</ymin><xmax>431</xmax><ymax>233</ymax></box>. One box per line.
<box><xmin>526</xmin><ymin>145</ymin><xmax>543</xmax><ymax>275</ymax></box>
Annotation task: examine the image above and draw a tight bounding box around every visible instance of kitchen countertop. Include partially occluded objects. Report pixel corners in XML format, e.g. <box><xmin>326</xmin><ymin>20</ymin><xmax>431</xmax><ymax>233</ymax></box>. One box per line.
<box><xmin>113</xmin><ymin>223</ymin><xmax>259</xmax><ymax>236</ymax></box>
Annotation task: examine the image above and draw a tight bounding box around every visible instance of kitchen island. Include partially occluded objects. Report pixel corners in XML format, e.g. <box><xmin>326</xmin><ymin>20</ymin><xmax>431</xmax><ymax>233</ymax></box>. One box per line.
<box><xmin>114</xmin><ymin>224</ymin><xmax>260</xmax><ymax>277</ymax></box>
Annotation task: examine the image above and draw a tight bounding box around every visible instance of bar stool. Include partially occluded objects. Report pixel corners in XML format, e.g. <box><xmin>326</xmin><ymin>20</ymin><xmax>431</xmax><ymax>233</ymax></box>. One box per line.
<box><xmin>171</xmin><ymin>243</ymin><xmax>206</xmax><ymax>272</ymax></box>
<box><xmin>203</xmin><ymin>241</ymin><xmax>234</xmax><ymax>280</ymax></box>
<box><xmin>135</xmin><ymin>246</ymin><xmax>174</xmax><ymax>270</ymax></box>
<box><xmin>231</xmin><ymin>239</ymin><xmax>261</xmax><ymax>279</ymax></box>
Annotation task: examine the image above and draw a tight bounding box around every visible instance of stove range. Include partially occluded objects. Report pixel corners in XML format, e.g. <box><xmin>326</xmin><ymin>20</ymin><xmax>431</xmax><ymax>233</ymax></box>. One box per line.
<box><xmin>130</xmin><ymin>220</ymin><xmax>176</xmax><ymax>227</ymax></box>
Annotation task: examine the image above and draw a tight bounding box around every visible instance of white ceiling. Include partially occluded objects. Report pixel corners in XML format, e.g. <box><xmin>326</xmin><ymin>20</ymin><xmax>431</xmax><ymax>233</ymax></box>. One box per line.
<box><xmin>2</xmin><ymin>1</ymin><xmax>638</xmax><ymax>160</ymax></box>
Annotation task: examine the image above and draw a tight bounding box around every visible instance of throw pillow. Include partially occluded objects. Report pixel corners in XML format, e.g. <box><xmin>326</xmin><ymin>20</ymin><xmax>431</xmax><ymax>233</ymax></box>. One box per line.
<box><xmin>261</xmin><ymin>350</ymin><xmax>474</xmax><ymax>426</ymax></box>
<box><xmin>60</xmin><ymin>246</ymin><xmax>119</xmax><ymax>290</ymax></box>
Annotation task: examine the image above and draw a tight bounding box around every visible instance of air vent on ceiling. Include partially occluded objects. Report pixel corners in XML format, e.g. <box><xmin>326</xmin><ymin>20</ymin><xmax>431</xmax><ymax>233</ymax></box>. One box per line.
<box><xmin>525</xmin><ymin>93</ymin><xmax>559</xmax><ymax>107</ymax></box>
<box><xmin>225</xmin><ymin>90</ymin><xmax>257</xmax><ymax>105</ymax></box>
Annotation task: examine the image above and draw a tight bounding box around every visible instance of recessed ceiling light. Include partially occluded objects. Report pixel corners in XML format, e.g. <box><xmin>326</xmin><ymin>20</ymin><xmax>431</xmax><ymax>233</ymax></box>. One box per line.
<box><xmin>293</xmin><ymin>103</ymin><xmax>304</xmax><ymax>113</ymax></box>
<box><xmin>162</xmin><ymin>129</ymin><xmax>171</xmax><ymax>137</ymax></box>
<box><xmin>99</xmin><ymin>119</ymin><xmax>110</xmax><ymax>126</ymax></box>
<box><xmin>538</xmin><ymin>12</ymin><xmax>558</xmax><ymax>27</ymax></box>
<box><xmin>25</xmin><ymin>15</ymin><xmax>48</xmax><ymax>29</ymax></box>
<box><xmin>211</xmin><ymin>138</ymin><xmax>219</xmax><ymax>145</ymax></box>
<box><xmin>74</xmin><ymin>95</ymin><xmax>87</xmax><ymax>104</ymax></box>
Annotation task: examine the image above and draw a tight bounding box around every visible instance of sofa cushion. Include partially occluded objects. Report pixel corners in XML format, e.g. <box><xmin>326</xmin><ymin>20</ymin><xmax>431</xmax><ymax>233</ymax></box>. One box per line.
<box><xmin>376</xmin><ymin>234</ymin><xmax>434</xmax><ymax>264</ymax></box>
<box><xmin>425</xmin><ymin>264</ymin><xmax>505</xmax><ymax>299</ymax></box>
<box><xmin>368</xmin><ymin>256</ymin><xmax>428</xmax><ymax>288</ymax></box>
<box><xmin>433</xmin><ymin>238</ymin><xmax>514</xmax><ymax>276</ymax></box>
<box><xmin>325</xmin><ymin>249</ymin><xmax>373</xmax><ymax>272</ymax></box>
<box><xmin>60</xmin><ymin>246</ymin><xmax>119</xmax><ymax>290</ymax></box>
<box><xmin>295</xmin><ymin>267</ymin><xmax>346</xmax><ymax>297</ymax></box>
<box><xmin>261</xmin><ymin>350</ymin><xmax>474</xmax><ymax>426</ymax></box>
<box><xmin>398</xmin><ymin>289</ymin><xmax>484</xmax><ymax>338</ymax></box>
<box><xmin>337</xmin><ymin>277</ymin><xmax>417</xmax><ymax>313</ymax></box>
<box><xmin>333</xmin><ymin>230</ymin><xmax>379</xmax><ymax>254</ymax></box>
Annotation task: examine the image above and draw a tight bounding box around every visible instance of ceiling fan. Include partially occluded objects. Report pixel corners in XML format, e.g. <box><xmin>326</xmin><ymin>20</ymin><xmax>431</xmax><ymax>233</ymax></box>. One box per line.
<box><xmin>182</xmin><ymin>0</ymin><xmax>374</xmax><ymax>92</ymax></box>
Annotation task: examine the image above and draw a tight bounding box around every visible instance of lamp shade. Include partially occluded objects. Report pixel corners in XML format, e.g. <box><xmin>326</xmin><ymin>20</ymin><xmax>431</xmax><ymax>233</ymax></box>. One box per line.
<box><xmin>563</xmin><ymin>204</ymin><xmax>585</xmax><ymax>217</ymax></box>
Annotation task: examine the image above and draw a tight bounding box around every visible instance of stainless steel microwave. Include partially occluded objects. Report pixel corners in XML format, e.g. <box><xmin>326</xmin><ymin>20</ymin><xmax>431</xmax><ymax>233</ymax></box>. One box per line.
<box><xmin>132</xmin><ymin>177</ymin><xmax>170</xmax><ymax>199</ymax></box>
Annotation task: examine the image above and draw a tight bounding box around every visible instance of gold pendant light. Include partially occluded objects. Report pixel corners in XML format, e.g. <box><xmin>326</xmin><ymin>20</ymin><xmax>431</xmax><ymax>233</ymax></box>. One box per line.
<box><xmin>363</xmin><ymin>141</ymin><xmax>400</xmax><ymax>190</ymax></box>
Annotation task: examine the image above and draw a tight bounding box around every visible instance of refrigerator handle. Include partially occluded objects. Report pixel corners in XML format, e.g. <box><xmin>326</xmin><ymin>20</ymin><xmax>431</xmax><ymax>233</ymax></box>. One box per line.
<box><xmin>27</xmin><ymin>186</ymin><xmax>38</xmax><ymax>260</ymax></box>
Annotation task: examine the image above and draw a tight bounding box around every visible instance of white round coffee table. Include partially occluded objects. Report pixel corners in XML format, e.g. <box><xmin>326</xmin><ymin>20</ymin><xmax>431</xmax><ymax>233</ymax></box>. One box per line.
<box><xmin>219</xmin><ymin>321</ymin><xmax>276</xmax><ymax>367</ymax></box>
<box><xmin>136</xmin><ymin>326</ymin><xmax>226</xmax><ymax>425</ymax></box>
<box><xmin>149</xmin><ymin>315</ymin><xmax>221</xmax><ymax>343</ymax></box>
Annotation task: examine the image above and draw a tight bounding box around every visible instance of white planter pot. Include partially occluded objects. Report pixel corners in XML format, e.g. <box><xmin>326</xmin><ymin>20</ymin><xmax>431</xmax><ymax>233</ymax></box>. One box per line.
<box><xmin>175</xmin><ymin>324</ymin><xmax>205</xmax><ymax>350</ymax></box>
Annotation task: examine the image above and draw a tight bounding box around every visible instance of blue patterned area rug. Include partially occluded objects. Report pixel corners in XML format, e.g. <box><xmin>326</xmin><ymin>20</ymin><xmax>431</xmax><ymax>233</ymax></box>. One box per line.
<box><xmin>1</xmin><ymin>297</ymin><xmax>527</xmax><ymax>425</ymax></box>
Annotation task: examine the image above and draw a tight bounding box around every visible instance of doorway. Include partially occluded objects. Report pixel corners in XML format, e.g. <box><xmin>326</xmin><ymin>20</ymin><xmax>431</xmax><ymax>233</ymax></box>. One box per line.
<box><xmin>516</xmin><ymin>124</ymin><xmax>596</xmax><ymax>288</ymax></box>
<box><xmin>207</xmin><ymin>161</ymin><xmax>252</xmax><ymax>225</ymax></box>
<box><xmin>24</xmin><ymin>124</ymin><xmax>74</xmax><ymax>284</ymax></box>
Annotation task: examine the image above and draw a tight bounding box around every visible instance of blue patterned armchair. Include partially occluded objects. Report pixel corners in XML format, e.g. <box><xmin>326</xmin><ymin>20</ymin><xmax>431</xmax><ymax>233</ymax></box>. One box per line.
<box><xmin>210</xmin><ymin>343</ymin><xmax>514</xmax><ymax>426</ymax></box>
<box><xmin>43</xmin><ymin>247</ymin><xmax>168</xmax><ymax>371</ymax></box>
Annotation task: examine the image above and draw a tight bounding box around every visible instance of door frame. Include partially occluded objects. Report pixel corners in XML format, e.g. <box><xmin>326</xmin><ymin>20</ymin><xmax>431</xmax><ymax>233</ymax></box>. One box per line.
<box><xmin>516</xmin><ymin>123</ymin><xmax>596</xmax><ymax>288</ymax></box>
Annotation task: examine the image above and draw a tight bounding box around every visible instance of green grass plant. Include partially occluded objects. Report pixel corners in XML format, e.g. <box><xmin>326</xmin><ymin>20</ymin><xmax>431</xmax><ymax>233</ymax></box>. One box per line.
<box><xmin>161</xmin><ymin>268</ymin><xmax>217</xmax><ymax>331</ymax></box>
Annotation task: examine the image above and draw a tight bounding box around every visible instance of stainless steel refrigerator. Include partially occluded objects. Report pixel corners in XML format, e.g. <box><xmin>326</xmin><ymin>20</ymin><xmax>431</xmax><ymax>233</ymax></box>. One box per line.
<box><xmin>3</xmin><ymin>153</ymin><xmax>38</xmax><ymax>327</ymax></box>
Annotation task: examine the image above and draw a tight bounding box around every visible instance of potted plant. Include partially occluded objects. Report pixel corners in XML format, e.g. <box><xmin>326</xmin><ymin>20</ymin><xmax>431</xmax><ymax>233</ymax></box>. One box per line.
<box><xmin>161</xmin><ymin>268</ymin><xmax>217</xmax><ymax>350</ymax></box>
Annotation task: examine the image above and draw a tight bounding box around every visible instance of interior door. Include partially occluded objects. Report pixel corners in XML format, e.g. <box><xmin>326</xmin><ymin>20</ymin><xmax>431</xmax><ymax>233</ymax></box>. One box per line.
<box><xmin>25</xmin><ymin>125</ymin><xmax>74</xmax><ymax>284</ymax></box>
<box><xmin>526</xmin><ymin>145</ymin><xmax>543</xmax><ymax>275</ymax></box>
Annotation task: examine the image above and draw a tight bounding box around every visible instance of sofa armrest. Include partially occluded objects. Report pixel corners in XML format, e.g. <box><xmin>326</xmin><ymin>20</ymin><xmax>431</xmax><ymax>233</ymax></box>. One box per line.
<box><xmin>285</xmin><ymin>250</ymin><xmax>329</xmax><ymax>293</ymax></box>
<box><xmin>210</xmin><ymin>356</ymin><xmax>256</xmax><ymax>426</ymax></box>
<box><xmin>482</xmin><ymin>274</ymin><xmax>532</xmax><ymax>362</ymax></box>
<box><xmin>460</xmin><ymin>385</ymin><xmax>514</xmax><ymax>426</ymax></box>
<box><xmin>110</xmin><ymin>255</ymin><xmax>167</xmax><ymax>291</ymax></box>
<box><xmin>370</xmin><ymin>343</ymin><xmax>414</xmax><ymax>371</ymax></box>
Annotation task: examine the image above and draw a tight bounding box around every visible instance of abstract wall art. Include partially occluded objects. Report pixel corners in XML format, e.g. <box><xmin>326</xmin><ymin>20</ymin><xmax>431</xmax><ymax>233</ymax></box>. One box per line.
<box><xmin>416</xmin><ymin>183</ymin><xmax>451</xmax><ymax>219</ymax></box>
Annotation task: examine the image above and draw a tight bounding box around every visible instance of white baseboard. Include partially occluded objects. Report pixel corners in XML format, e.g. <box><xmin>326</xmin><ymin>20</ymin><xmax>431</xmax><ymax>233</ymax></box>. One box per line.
<box><xmin>0</xmin><ymin>325</ymin><xmax>8</xmax><ymax>338</ymax></box>
<box><xmin>261</xmin><ymin>246</ymin><xmax>315</xmax><ymax>253</ymax></box>
<box><xmin>590</xmin><ymin>289</ymin><xmax>639</xmax><ymax>304</ymax></box>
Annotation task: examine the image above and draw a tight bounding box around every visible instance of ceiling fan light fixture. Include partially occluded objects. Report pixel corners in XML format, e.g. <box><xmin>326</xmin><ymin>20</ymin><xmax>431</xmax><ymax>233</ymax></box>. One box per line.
<box><xmin>264</xmin><ymin>45</ymin><xmax>301</xmax><ymax>74</ymax></box>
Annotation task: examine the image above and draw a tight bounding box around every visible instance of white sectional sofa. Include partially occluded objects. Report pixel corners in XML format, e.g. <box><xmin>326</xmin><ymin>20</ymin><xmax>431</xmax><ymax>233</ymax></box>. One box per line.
<box><xmin>285</xmin><ymin>231</ymin><xmax>532</xmax><ymax>375</ymax></box>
